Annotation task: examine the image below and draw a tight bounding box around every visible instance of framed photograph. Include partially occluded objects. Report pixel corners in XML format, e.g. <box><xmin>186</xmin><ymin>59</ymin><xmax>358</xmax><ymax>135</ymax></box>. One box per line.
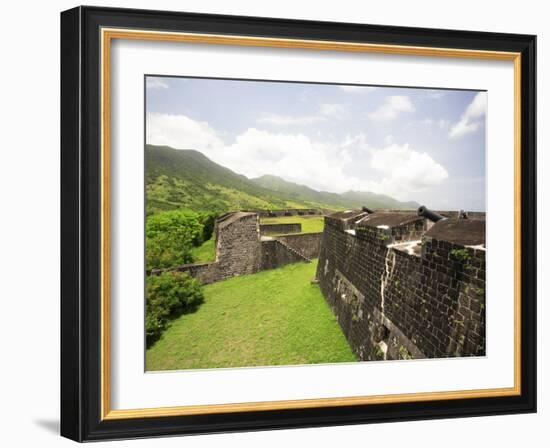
<box><xmin>60</xmin><ymin>6</ymin><xmax>536</xmax><ymax>441</ymax></box>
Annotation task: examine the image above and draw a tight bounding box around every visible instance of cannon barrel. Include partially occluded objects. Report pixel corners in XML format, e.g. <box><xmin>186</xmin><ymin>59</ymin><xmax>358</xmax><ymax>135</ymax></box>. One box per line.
<box><xmin>417</xmin><ymin>205</ymin><xmax>446</xmax><ymax>222</ymax></box>
<box><xmin>362</xmin><ymin>206</ymin><xmax>375</xmax><ymax>214</ymax></box>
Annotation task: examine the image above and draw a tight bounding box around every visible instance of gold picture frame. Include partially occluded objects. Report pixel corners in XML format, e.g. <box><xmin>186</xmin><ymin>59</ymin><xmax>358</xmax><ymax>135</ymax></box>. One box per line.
<box><xmin>61</xmin><ymin>6</ymin><xmax>536</xmax><ymax>441</ymax></box>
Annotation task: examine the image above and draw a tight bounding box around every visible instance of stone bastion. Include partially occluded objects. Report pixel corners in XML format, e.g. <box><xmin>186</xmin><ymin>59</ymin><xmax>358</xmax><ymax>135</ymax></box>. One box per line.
<box><xmin>167</xmin><ymin>211</ymin><xmax>322</xmax><ymax>284</ymax></box>
<box><xmin>161</xmin><ymin>206</ymin><xmax>485</xmax><ymax>363</ymax></box>
<box><xmin>316</xmin><ymin>208</ymin><xmax>486</xmax><ymax>361</ymax></box>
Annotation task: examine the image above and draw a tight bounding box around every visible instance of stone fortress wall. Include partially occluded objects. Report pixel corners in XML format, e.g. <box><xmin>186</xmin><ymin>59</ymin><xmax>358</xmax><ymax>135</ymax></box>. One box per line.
<box><xmin>164</xmin><ymin>205</ymin><xmax>486</xmax><ymax>362</ymax></box>
<box><xmin>244</xmin><ymin>208</ymin><xmax>326</xmax><ymax>218</ymax></box>
<box><xmin>316</xmin><ymin>208</ymin><xmax>486</xmax><ymax>361</ymax></box>
<box><xmin>259</xmin><ymin>223</ymin><xmax>302</xmax><ymax>235</ymax></box>
<box><xmin>276</xmin><ymin>232</ymin><xmax>323</xmax><ymax>260</ymax></box>
<box><xmin>169</xmin><ymin>211</ymin><xmax>321</xmax><ymax>284</ymax></box>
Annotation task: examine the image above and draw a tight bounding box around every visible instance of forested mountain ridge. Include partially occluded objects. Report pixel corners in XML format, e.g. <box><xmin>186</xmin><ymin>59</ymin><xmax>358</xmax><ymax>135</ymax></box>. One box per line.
<box><xmin>145</xmin><ymin>145</ymin><xmax>417</xmax><ymax>214</ymax></box>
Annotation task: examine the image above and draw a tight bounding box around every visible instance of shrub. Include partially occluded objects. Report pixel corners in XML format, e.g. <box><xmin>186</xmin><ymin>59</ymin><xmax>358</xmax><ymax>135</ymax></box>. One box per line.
<box><xmin>450</xmin><ymin>248</ymin><xmax>471</xmax><ymax>263</ymax></box>
<box><xmin>146</xmin><ymin>210</ymin><xmax>204</xmax><ymax>270</ymax></box>
<box><xmin>146</xmin><ymin>271</ymin><xmax>204</xmax><ymax>346</ymax></box>
<box><xmin>198</xmin><ymin>212</ymin><xmax>217</xmax><ymax>243</ymax></box>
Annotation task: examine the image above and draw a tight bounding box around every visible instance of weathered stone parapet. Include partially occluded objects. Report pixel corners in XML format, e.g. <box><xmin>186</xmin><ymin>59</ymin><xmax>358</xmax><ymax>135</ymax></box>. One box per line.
<box><xmin>162</xmin><ymin>212</ymin><xmax>262</xmax><ymax>284</ymax></box>
<box><xmin>276</xmin><ymin>232</ymin><xmax>322</xmax><ymax>259</ymax></box>
<box><xmin>244</xmin><ymin>208</ymin><xmax>325</xmax><ymax>217</ymax></box>
<box><xmin>260</xmin><ymin>239</ymin><xmax>308</xmax><ymax>270</ymax></box>
<box><xmin>216</xmin><ymin>213</ymin><xmax>262</xmax><ymax>279</ymax></box>
<box><xmin>260</xmin><ymin>223</ymin><xmax>301</xmax><ymax>235</ymax></box>
<box><xmin>161</xmin><ymin>211</ymin><xmax>322</xmax><ymax>284</ymax></box>
<box><xmin>317</xmin><ymin>209</ymin><xmax>486</xmax><ymax>361</ymax></box>
<box><xmin>171</xmin><ymin>261</ymin><xmax>221</xmax><ymax>285</ymax></box>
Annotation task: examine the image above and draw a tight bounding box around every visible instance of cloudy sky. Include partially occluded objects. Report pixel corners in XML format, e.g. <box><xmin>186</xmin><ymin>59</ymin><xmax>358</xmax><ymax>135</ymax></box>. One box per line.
<box><xmin>146</xmin><ymin>76</ymin><xmax>486</xmax><ymax>211</ymax></box>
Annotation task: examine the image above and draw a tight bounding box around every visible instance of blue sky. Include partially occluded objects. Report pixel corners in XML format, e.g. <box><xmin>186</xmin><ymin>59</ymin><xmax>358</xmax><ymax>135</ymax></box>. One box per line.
<box><xmin>146</xmin><ymin>76</ymin><xmax>486</xmax><ymax>211</ymax></box>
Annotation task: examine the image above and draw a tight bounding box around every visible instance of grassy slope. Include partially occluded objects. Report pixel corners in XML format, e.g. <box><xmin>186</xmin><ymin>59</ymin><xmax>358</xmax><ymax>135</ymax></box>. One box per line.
<box><xmin>260</xmin><ymin>215</ymin><xmax>325</xmax><ymax>234</ymax></box>
<box><xmin>190</xmin><ymin>237</ymin><xmax>216</xmax><ymax>263</ymax></box>
<box><xmin>146</xmin><ymin>261</ymin><xmax>357</xmax><ymax>370</ymax></box>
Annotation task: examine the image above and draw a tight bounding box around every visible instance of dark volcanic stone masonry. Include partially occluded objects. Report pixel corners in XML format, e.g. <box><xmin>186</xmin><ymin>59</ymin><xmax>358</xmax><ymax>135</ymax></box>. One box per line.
<box><xmin>165</xmin><ymin>207</ymin><xmax>485</xmax><ymax>363</ymax></box>
<box><xmin>316</xmin><ymin>209</ymin><xmax>486</xmax><ymax>361</ymax></box>
<box><xmin>245</xmin><ymin>208</ymin><xmax>324</xmax><ymax>217</ymax></box>
<box><xmin>259</xmin><ymin>223</ymin><xmax>302</xmax><ymax>235</ymax></box>
<box><xmin>276</xmin><ymin>233</ymin><xmax>322</xmax><ymax>260</ymax></box>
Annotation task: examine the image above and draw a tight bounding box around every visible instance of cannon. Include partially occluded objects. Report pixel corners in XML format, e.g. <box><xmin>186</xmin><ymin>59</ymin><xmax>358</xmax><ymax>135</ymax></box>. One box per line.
<box><xmin>362</xmin><ymin>206</ymin><xmax>375</xmax><ymax>214</ymax></box>
<box><xmin>417</xmin><ymin>205</ymin><xmax>446</xmax><ymax>222</ymax></box>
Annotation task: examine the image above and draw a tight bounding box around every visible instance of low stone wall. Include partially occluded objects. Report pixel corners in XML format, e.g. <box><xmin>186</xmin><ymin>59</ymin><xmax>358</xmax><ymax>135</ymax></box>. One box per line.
<box><xmin>260</xmin><ymin>223</ymin><xmax>301</xmax><ymax>235</ymax></box>
<box><xmin>317</xmin><ymin>218</ymin><xmax>486</xmax><ymax>361</ymax></box>
<box><xmin>164</xmin><ymin>212</ymin><xmax>316</xmax><ymax>285</ymax></box>
<box><xmin>260</xmin><ymin>240</ymin><xmax>307</xmax><ymax>270</ymax></box>
<box><xmin>438</xmin><ymin>210</ymin><xmax>486</xmax><ymax>220</ymax></box>
<box><xmin>245</xmin><ymin>208</ymin><xmax>324</xmax><ymax>217</ymax></box>
<box><xmin>276</xmin><ymin>232</ymin><xmax>322</xmax><ymax>259</ymax></box>
<box><xmin>172</xmin><ymin>261</ymin><xmax>220</xmax><ymax>285</ymax></box>
<box><xmin>165</xmin><ymin>212</ymin><xmax>262</xmax><ymax>285</ymax></box>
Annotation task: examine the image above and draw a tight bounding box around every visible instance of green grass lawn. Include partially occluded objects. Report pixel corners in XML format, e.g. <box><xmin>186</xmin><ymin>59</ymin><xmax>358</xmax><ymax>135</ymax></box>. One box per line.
<box><xmin>260</xmin><ymin>215</ymin><xmax>325</xmax><ymax>234</ymax></box>
<box><xmin>190</xmin><ymin>237</ymin><xmax>216</xmax><ymax>263</ymax></box>
<box><xmin>146</xmin><ymin>260</ymin><xmax>357</xmax><ymax>370</ymax></box>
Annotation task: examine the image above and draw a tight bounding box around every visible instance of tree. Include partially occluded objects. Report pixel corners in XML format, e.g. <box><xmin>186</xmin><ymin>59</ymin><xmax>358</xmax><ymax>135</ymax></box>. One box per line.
<box><xmin>146</xmin><ymin>210</ymin><xmax>203</xmax><ymax>270</ymax></box>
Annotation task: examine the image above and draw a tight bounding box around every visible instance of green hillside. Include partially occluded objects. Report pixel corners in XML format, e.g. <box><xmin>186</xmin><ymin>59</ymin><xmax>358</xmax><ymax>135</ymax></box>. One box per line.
<box><xmin>145</xmin><ymin>145</ymin><xmax>417</xmax><ymax>214</ymax></box>
<box><xmin>251</xmin><ymin>174</ymin><xmax>418</xmax><ymax>211</ymax></box>
<box><xmin>146</xmin><ymin>145</ymin><xmax>304</xmax><ymax>214</ymax></box>
<box><xmin>340</xmin><ymin>190</ymin><xmax>419</xmax><ymax>210</ymax></box>
<box><xmin>250</xmin><ymin>174</ymin><xmax>353</xmax><ymax>209</ymax></box>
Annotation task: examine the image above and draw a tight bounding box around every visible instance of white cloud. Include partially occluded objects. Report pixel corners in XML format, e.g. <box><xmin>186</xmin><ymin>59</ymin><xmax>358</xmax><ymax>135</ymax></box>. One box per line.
<box><xmin>449</xmin><ymin>92</ymin><xmax>486</xmax><ymax>139</ymax></box>
<box><xmin>320</xmin><ymin>103</ymin><xmax>346</xmax><ymax>117</ymax></box>
<box><xmin>339</xmin><ymin>85</ymin><xmax>376</xmax><ymax>93</ymax></box>
<box><xmin>146</xmin><ymin>112</ymin><xmax>223</xmax><ymax>150</ymax></box>
<box><xmin>146</xmin><ymin>78</ymin><xmax>169</xmax><ymax>90</ymax></box>
<box><xmin>438</xmin><ymin>119</ymin><xmax>450</xmax><ymax>130</ymax></box>
<box><xmin>257</xmin><ymin>103</ymin><xmax>346</xmax><ymax>126</ymax></box>
<box><xmin>257</xmin><ymin>114</ymin><xmax>323</xmax><ymax>126</ymax></box>
<box><xmin>369</xmin><ymin>143</ymin><xmax>449</xmax><ymax>198</ymax></box>
<box><xmin>146</xmin><ymin>113</ymin><xmax>448</xmax><ymax>200</ymax></box>
<box><xmin>449</xmin><ymin>119</ymin><xmax>479</xmax><ymax>138</ymax></box>
<box><xmin>368</xmin><ymin>95</ymin><xmax>415</xmax><ymax>122</ymax></box>
<box><xmin>220</xmin><ymin>129</ymin><xmax>343</xmax><ymax>187</ymax></box>
<box><xmin>424</xmin><ymin>91</ymin><xmax>445</xmax><ymax>100</ymax></box>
